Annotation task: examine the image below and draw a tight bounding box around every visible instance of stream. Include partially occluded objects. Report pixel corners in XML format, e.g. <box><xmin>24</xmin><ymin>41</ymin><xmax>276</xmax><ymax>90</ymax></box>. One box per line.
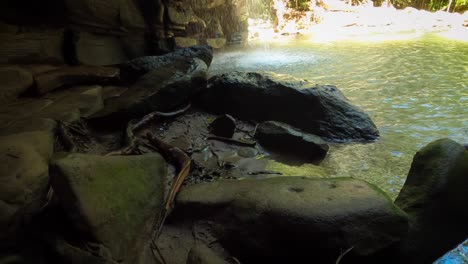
<box><xmin>210</xmin><ymin>33</ymin><xmax>468</xmax><ymax>198</ymax></box>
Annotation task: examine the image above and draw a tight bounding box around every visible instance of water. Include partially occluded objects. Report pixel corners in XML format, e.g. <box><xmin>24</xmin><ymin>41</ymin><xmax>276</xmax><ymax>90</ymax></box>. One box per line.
<box><xmin>210</xmin><ymin>34</ymin><xmax>468</xmax><ymax>198</ymax></box>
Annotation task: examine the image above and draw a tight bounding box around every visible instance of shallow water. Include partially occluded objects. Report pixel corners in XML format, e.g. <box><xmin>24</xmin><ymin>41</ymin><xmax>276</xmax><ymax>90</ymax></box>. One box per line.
<box><xmin>210</xmin><ymin>34</ymin><xmax>468</xmax><ymax>198</ymax></box>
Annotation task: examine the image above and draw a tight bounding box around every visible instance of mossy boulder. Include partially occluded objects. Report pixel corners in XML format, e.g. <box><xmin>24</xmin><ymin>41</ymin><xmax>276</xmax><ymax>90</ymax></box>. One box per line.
<box><xmin>0</xmin><ymin>131</ymin><xmax>54</xmax><ymax>246</ymax></box>
<box><xmin>176</xmin><ymin>177</ymin><xmax>408</xmax><ymax>263</ymax></box>
<box><xmin>395</xmin><ymin>138</ymin><xmax>468</xmax><ymax>263</ymax></box>
<box><xmin>50</xmin><ymin>153</ymin><xmax>167</xmax><ymax>263</ymax></box>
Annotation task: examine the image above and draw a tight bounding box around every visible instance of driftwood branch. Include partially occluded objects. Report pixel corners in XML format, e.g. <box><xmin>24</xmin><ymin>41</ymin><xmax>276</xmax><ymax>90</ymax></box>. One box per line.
<box><xmin>132</xmin><ymin>103</ymin><xmax>191</xmax><ymax>132</ymax></box>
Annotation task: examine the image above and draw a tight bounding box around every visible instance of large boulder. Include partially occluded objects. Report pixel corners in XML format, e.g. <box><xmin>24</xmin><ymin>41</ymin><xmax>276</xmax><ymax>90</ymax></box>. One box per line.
<box><xmin>119</xmin><ymin>45</ymin><xmax>213</xmax><ymax>81</ymax></box>
<box><xmin>255</xmin><ymin>121</ymin><xmax>329</xmax><ymax>161</ymax></box>
<box><xmin>197</xmin><ymin>72</ymin><xmax>379</xmax><ymax>142</ymax></box>
<box><xmin>50</xmin><ymin>153</ymin><xmax>167</xmax><ymax>263</ymax></box>
<box><xmin>0</xmin><ymin>131</ymin><xmax>54</xmax><ymax>246</ymax></box>
<box><xmin>176</xmin><ymin>177</ymin><xmax>408</xmax><ymax>263</ymax></box>
<box><xmin>395</xmin><ymin>138</ymin><xmax>468</xmax><ymax>263</ymax></box>
<box><xmin>0</xmin><ymin>66</ymin><xmax>33</xmax><ymax>104</ymax></box>
<box><xmin>92</xmin><ymin>57</ymin><xmax>208</xmax><ymax>123</ymax></box>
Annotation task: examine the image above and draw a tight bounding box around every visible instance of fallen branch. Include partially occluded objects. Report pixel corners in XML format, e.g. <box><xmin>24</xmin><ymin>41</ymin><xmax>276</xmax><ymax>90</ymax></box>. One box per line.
<box><xmin>144</xmin><ymin>132</ymin><xmax>191</xmax><ymax>233</ymax></box>
<box><xmin>336</xmin><ymin>246</ymin><xmax>354</xmax><ymax>264</ymax></box>
<box><xmin>132</xmin><ymin>103</ymin><xmax>191</xmax><ymax>132</ymax></box>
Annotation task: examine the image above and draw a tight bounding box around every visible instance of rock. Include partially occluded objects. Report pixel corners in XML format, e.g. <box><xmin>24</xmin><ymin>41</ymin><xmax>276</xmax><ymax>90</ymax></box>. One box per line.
<box><xmin>190</xmin><ymin>0</ymin><xmax>226</xmax><ymax>10</ymax></box>
<box><xmin>255</xmin><ymin>121</ymin><xmax>329</xmax><ymax>160</ymax></box>
<box><xmin>0</xmin><ymin>66</ymin><xmax>33</xmax><ymax>104</ymax></box>
<box><xmin>187</xmin><ymin>243</ymin><xmax>229</xmax><ymax>264</ymax></box>
<box><xmin>93</xmin><ymin>58</ymin><xmax>208</xmax><ymax>123</ymax></box>
<box><xmin>0</xmin><ymin>85</ymin><xmax>104</xmax><ymax>124</ymax></box>
<box><xmin>176</xmin><ymin>177</ymin><xmax>408</xmax><ymax>263</ymax></box>
<box><xmin>0</xmin><ymin>118</ymin><xmax>57</xmax><ymax>136</ymax></box>
<box><xmin>206</xmin><ymin>38</ymin><xmax>226</xmax><ymax>49</ymax></box>
<box><xmin>34</xmin><ymin>66</ymin><xmax>119</xmax><ymax>95</ymax></box>
<box><xmin>73</xmin><ymin>31</ymin><xmax>129</xmax><ymax>66</ymax></box>
<box><xmin>197</xmin><ymin>72</ymin><xmax>379</xmax><ymax>142</ymax></box>
<box><xmin>65</xmin><ymin>0</ymin><xmax>119</xmax><ymax>28</ymax></box>
<box><xmin>35</xmin><ymin>85</ymin><xmax>104</xmax><ymax>122</ymax></box>
<box><xmin>395</xmin><ymin>138</ymin><xmax>468</xmax><ymax>264</ymax></box>
<box><xmin>119</xmin><ymin>0</ymin><xmax>147</xmax><ymax>30</ymax></box>
<box><xmin>175</xmin><ymin>37</ymin><xmax>199</xmax><ymax>48</ymax></box>
<box><xmin>0</xmin><ymin>131</ymin><xmax>54</xmax><ymax>246</ymax></box>
<box><xmin>119</xmin><ymin>45</ymin><xmax>213</xmax><ymax>81</ymax></box>
<box><xmin>168</xmin><ymin>2</ymin><xmax>198</xmax><ymax>26</ymax></box>
<box><xmin>50</xmin><ymin>153</ymin><xmax>167</xmax><ymax>263</ymax></box>
<box><xmin>0</xmin><ymin>30</ymin><xmax>64</xmax><ymax>64</ymax></box>
<box><xmin>209</xmin><ymin>115</ymin><xmax>236</xmax><ymax>138</ymax></box>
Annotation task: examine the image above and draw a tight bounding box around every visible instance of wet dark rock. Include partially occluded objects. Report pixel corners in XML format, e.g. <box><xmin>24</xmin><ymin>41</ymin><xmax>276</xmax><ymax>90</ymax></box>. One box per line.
<box><xmin>92</xmin><ymin>58</ymin><xmax>208</xmax><ymax>123</ymax></box>
<box><xmin>186</xmin><ymin>243</ymin><xmax>229</xmax><ymax>264</ymax></box>
<box><xmin>0</xmin><ymin>131</ymin><xmax>54</xmax><ymax>247</ymax></box>
<box><xmin>395</xmin><ymin>138</ymin><xmax>468</xmax><ymax>264</ymax></box>
<box><xmin>34</xmin><ymin>66</ymin><xmax>119</xmax><ymax>95</ymax></box>
<box><xmin>0</xmin><ymin>66</ymin><xmax>34</xmax><ymax>104</ymax></box>
<box><xmin>197</xmin><ymin>72</ymin><xmax>379</xmax><ymax>142</ymax></box>
<box><xmin>176</xmin><ymin>177</ymin><xmax>408</xmax><ymax>263</ymax></box>
<box><xmin>119</xmin><ymin>45</ymin><xmax>213</xmax><ymax>82</ymax></box>
<box><xmin>255</xmin><ymin>121</ymin><xmax>329</xmax><ymax>161</ymax></box>
<box><xmin>50</xmin><ymin>153</ymin><xmax>167</xmax><ymax>263</ymax></box>
<box><xmin>209</xmin><ymin>115</ymin><xmax>236</xmax><ymax>138</ymax></box>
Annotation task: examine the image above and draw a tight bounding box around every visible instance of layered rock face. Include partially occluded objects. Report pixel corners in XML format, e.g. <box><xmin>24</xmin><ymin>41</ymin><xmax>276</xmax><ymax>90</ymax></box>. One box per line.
<box><xmin>0</xmin><ymin>0</ymin><xmax>248</xmax><ymax>65</ymax></box>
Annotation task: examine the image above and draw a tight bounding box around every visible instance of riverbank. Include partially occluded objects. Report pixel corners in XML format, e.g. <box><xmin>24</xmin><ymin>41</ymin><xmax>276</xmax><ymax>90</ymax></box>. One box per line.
<box><xmin>249</xmin><ymin>4</ymin><xmax>468</xmax><ymax>42</ymax></box>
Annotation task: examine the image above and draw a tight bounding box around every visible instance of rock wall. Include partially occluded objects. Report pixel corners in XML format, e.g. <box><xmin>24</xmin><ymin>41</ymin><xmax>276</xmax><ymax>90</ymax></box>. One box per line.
<box><xmin>0</xmin><ymin>0</ymin><xmax>249</xmax><ymax>65</ymax></box>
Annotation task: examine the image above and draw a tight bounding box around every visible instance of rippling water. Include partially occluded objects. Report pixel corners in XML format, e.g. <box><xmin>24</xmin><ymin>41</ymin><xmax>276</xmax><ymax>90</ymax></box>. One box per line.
<box><xmin>210</xmin><ymin>34</ymin><xmax>468</xmax><ymax>198</ymax></box>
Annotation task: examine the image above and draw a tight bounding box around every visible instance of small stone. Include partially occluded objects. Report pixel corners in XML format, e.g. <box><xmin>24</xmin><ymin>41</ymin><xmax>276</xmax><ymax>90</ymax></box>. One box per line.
<box><xmin>209</xmin><ymin>115</ymin><xmax>236</xmax><ymax>138</ymax></box>
<box><xmin>255</xmin><ymin>121</ymin><xmax>329</xmax><ymax>160</ymax></box>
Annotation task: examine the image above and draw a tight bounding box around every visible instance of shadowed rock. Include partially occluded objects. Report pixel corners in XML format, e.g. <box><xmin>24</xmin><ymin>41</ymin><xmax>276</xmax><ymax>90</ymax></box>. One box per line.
<box><xmin>197</xmin><ymin>72</ymin><xmax>379</xmax><ymax>142</ymax></box>
<box><xmin>0</xmin><ymin>131</ymin><xmax>54</xmax><ymax>247</ymax></box>
<box><xmin>50</xmin><ymin>153</ymin><xmax>167</xmax><ymax>263</ymax></box>
<box><xmin>176</xmin><ymin>177</ymin><xmax>408</xmax><ymax>263</ymax></box>
<box><xmin>119</xmin><ymin>45</ymin><xmax>213</xmax><ymax>82</ymax></box>
<box><xmin>255</xmin><ymin>121</ymin><xmax>329</xmax><ymax>161</ymax></box>
<box><xmin>395</xmin><ymin>138</ymin><xmax>468</xmax><ymax>264</ymax></box>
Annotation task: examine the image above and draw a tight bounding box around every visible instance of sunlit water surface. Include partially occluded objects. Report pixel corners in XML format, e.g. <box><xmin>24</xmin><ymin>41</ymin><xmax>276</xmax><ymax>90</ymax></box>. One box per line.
<box><xmin>210</xmin><ymin>34</ymin><xmax>468</xmax><ymax>199</ymax></box>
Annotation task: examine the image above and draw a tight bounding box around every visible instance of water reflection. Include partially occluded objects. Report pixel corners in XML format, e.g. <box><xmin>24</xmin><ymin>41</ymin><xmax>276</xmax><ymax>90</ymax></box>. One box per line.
<box><xmin>211</xmin><ymin>34</ymin><xmax>468</xmax><ymax>198</ymax></box>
